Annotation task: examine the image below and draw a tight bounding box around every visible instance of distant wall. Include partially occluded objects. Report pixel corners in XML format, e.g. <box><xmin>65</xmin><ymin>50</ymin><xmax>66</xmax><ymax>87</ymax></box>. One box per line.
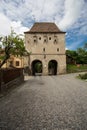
<box><xmin>0</xmin><ymin>68</ymin><xmax>24</xmax><ymax>93</ymax></box>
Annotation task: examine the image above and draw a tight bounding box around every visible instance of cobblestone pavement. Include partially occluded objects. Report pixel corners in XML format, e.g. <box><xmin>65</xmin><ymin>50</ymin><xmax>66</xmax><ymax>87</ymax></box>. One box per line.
<box><xmin>0</xmin><ymin>73</ymin><xmax>87</xmax><ymax>130</ymax></box>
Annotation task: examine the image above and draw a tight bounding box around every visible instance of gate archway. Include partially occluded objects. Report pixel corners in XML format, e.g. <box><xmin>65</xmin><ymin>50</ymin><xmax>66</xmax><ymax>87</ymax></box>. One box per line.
<box><xmin>31</xmin><ymin>60</ymin><xmax>42</xmax><ymax>75</ymax></box>
<box><xmin>48</xmin><ymin>60</ymin><xmax>57</xmax><ymax>75</ymax></box>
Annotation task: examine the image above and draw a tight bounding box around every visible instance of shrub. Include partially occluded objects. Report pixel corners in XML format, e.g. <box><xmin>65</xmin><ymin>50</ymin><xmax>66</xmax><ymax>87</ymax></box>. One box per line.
<box><xmin>79</xmin><ymin>73</ymin><xmax>87</xmax><ymax>79</ymax></box>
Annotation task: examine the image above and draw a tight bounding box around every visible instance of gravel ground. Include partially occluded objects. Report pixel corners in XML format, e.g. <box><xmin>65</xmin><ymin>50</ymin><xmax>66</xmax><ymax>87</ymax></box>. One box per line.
<box><xmin>0</xmin><ymin>73</ymin><xmax>87</xmax><ymax>130</ymax></box>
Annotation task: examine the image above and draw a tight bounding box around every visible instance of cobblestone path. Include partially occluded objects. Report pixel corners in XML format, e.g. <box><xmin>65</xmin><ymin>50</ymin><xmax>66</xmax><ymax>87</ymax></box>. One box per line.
<box><xmin>0</xmin><ymin>73</ymin><xmax>87</xmax><ymax>130</ymax></box>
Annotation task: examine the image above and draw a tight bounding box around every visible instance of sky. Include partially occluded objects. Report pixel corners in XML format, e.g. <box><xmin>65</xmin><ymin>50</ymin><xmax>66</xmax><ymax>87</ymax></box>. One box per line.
<box><xmin>0</xmin><ymin>0</ymin><xmax>87</xmax><ymax>50</ymax></box>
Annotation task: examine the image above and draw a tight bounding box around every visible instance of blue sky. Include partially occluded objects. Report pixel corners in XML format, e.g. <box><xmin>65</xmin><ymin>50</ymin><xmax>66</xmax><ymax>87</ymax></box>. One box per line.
<box><xmin>0</xmin><ymin>0</ymin><xmax>87</xmax><ymax>50</ymax></box>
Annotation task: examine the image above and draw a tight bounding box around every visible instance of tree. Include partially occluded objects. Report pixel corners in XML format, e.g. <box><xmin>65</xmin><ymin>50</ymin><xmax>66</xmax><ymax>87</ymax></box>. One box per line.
<box><xmin>0</xmin><ymin>30</ymin><xmax>28</xmax><ymax>68</ymax></box>
<box><xmin>76</xmin><ymin>48</ymin><xmax>87</xmax><ymax>64</ymax></box>
<box><xmin>66</xmin><ymin>50</ymin><xmax>78</xmax><ymax>64</ymax></box>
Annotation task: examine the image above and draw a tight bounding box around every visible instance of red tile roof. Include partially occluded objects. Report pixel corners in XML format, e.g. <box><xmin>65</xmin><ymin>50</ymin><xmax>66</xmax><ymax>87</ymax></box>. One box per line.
<box><xmin>24</xmin><ymin>22</ymin><xmax>65</xmax><ymax>33</ymax></box>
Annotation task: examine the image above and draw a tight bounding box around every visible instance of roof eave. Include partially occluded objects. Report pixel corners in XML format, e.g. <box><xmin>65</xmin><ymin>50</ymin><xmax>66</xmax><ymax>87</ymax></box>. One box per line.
<box><xmin>24</xmin><ymin>31</ymin><xmax>66</xmax><ymax>34</ymax></box>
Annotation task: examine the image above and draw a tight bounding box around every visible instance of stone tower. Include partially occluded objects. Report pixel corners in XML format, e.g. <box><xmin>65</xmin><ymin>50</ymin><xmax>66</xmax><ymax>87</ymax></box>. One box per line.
<box><xmin>24</xmin><ymin>22</ymin><xmax>66</xmax><ymax>75</ymax></box>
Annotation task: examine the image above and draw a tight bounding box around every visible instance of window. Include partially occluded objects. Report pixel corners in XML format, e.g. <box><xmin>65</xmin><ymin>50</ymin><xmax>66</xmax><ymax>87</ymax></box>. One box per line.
<box><xmin>9</xmin><ymin>61</ymin><xmax>13</xmax><ymax>67</ymax></box>
<box><xmin>44</xmin><ymin>54</ymin><xmax>46</xmax><ymax>59</ymax></box>
<box><xmin>34</xmin><ymin>39</ymin><xmax>37</xmax><ymax>43</ymax></box>
<box><xmin>44</xmin><ymin>35</ymin><xmax>48</xmax><ymax>43</ymax></box>
<box><xmin>16</xmin><ymin>61</ymin><xmax>20</xmax><ymax>66</ymax></box>
<box><xmin>39</xmin><ymin>37</ymin><xmax>41</xmax><ymax>40</ymax></box>
<box><xmin>54</xmin><ymin>36</ymin><xmax>58</xmax><ymax>44</ymax></box>
<box><xmin>49</xmin><ymin>37</ymin><xmax>51</xmax><ymax>40</ymax></box>
<box><xmin>33</xmin><ymin>35</ymin><xmax>37</xmax><ymax>43</ymax></box>
<box><xmin>44</xmin><ymin>39</ymin><xmax>47</xmax><ymax>43</ymax></box>
<box><xmin>43</xmin><ymin>48</ymin><xmax>45</xmax><ymax>52</ymax></box>
<box><xmin>54</xmin><ymin>39</ymin><xmax>57</xmax><ymax>44</ymax></box>
<box><xmin>57</xmin><ymin>48</ymin><xmax>59</xmax><ymax>52</ymax></box>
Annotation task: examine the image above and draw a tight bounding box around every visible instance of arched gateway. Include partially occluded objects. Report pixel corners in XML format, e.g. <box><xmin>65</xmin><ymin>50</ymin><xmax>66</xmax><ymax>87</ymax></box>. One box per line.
<box><xmin>31</xmin><ymin>60</ymin><xmax>42</xmax><ymax>75</ymax></box>
<box><xmin>48</xmin><ymin>60</ymin><xmax>57</xmax><ymax>75</ymax></box>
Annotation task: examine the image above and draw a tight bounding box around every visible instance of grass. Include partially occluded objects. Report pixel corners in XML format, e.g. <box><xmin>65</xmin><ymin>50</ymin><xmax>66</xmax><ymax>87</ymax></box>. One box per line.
<box><xmin>67</xmin><ymin>64</ymin><xmax>87</xmax><ymax>73</ymax></box>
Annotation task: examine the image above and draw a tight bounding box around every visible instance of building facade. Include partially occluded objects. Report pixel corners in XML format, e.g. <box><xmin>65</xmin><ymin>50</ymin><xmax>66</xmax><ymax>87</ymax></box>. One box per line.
<box><xmin>0</xmin><ymin>49</ymin><xmax>24</xmax><ymax>68</ymax></box>
<box><xmin>24</xmin><ymin>22</ymin><xmax>66</xmax><ymax>75</ymax></box>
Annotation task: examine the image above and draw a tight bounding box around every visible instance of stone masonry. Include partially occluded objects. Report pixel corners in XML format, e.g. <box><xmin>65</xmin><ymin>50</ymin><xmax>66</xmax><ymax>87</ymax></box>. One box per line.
<box><xmin>24</xmin><ymin>22</ymin><xmax>66</xmax><ymax>75</ymax></box>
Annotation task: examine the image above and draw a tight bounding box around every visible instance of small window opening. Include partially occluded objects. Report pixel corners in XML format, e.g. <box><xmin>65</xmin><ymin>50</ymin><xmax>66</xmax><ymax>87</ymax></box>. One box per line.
<box><xmin>44</xmin><ymin>39</ymin><xmax>47</xmax><ymax>43</ymax></box>
<box><xmin>34</xmin><ymin>39</ymin><xmax>37</xmax><ymax>43</ymax></box>
<box><xmin>39</xmin><ymin>37</ymin><xmax>41</xmax><ymax>40</ymax></box>
<box><xmin>49</xmin><ymin>37</ymin><xmax>51</xmax><ymax>40</ymax></box>
<box><xmin>57</xmin><ymin>48</ymin><xmax>59</xmax><ymax>52</ymax></box>
<box><xmin>9</xmin><ymin>61</ymin><xmax>13</xmax><ymax>67</ymax></box>
<box><xmin>55</xmin><ymin>39</ymin><xmax>58</xmax><ymax>43</ymax></box>
<box><xmin>16</xmin><ymin>61</ymin><xmax>20</xmax><ymax>66</ymax></box>
<box><xmin>43</xmin><ymin>48</ymin><xmax>45</xmax><ymax>52</ymax></box>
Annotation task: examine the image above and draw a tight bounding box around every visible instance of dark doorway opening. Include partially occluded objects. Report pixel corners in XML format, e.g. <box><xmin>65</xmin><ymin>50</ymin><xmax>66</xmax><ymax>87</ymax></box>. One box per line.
<box><xmin>32</xmin><ymin>60</ymin><xmax>42</xmax><ymax>76</ymax></box>
<box><xmin>48</xmin><ymin>60</ymin><xmax>57</xmax><ymax>75</ymax></box>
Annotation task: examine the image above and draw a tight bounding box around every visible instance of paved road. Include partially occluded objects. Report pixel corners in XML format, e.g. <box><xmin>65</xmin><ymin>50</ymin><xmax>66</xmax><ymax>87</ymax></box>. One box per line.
<box><xmin>0</xmin><ymin>73</ymin><xmax>87</xmax><ymax>130</ymax></box>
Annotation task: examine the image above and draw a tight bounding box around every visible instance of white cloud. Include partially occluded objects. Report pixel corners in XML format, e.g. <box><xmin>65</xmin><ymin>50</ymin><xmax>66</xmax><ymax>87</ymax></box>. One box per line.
<box><xmin>59</xmin><ymin>0</ymin><xmax>85</xmax><ymax>31</ymax></box>
<box><xmin>0</xmin><ymin>13</ymin><xmax>28</xmax><ymax>36</ymax></box>
<box><xmin>0</xmin><ymin>13</ymin><xmax>11</xmax><ymax>36</ymax></box>
<box><xmin>0</xmin><ymin>0</ymin><xmax>65</xmax><ymax>35</ymax></box>
<box><xmin>11</xmin><ymin>21</ymin><xmax>29</xmax><ymax>35</ymax></box>
<box><xmin>0</xmin><ymin>0</ymin><xmax>64</xmax><ymax>24</ymax></box>
<box><xmin>0</xmin><ymin>0</ymin><xmax>87</xmax><ymax>41</ymax></box>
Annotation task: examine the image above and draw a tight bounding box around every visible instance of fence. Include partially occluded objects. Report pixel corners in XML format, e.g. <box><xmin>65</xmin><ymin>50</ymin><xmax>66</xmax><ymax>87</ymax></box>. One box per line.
<box><xmin>0</xmin><ymin>68</ymin><xmax>24</xmax><ymax>93</ymax></box>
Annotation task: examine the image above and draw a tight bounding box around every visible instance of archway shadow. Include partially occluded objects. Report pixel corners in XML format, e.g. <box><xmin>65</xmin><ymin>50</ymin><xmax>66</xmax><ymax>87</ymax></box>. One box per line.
<box><xmin>48</xmin><ymin>60</ymin><xmax>57</xmax><ymax>75</ymax></box>
<box><xmin>31</xmin><ymin>60</ymin><xmax>42</xmax><ymax>76</ymax></box>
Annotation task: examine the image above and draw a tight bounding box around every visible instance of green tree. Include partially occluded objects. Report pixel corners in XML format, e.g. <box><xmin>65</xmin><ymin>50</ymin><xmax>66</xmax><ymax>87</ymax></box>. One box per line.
<box><xmin>0</xmin><ymin>30</ymin><xmax>28</xmax><ymax>68</ymax></box>
<box><xmin>76</xmin><ymin>48</ymin><xmax>87</xmax><ymax>64</ymax></box>
<box><xmin>66</xmin><ymin>50</ymin><xmax>78</xmax><ymax>64</ymax></box>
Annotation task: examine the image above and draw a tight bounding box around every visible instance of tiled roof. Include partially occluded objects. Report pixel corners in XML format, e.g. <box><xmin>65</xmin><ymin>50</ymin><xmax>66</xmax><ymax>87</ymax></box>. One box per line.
<box><xmin>24</xmin><ymin>22</ymin><xmax>65</xmax><ymax>33</ymax></box>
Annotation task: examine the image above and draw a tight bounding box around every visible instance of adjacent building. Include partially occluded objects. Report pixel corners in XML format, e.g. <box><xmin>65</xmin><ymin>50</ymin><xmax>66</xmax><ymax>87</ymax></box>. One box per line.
<box><xmin>0</xmin><ymin>49</ymin><xmax>24</xmax><ymax>68</ymax></box>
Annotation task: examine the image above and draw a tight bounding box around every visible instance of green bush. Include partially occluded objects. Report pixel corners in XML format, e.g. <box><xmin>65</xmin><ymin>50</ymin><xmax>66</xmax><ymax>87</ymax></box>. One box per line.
<box><xmin>79</xmin><ymin>73</ymin><xmax>87</xmax><ymax>79</ymax></box>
